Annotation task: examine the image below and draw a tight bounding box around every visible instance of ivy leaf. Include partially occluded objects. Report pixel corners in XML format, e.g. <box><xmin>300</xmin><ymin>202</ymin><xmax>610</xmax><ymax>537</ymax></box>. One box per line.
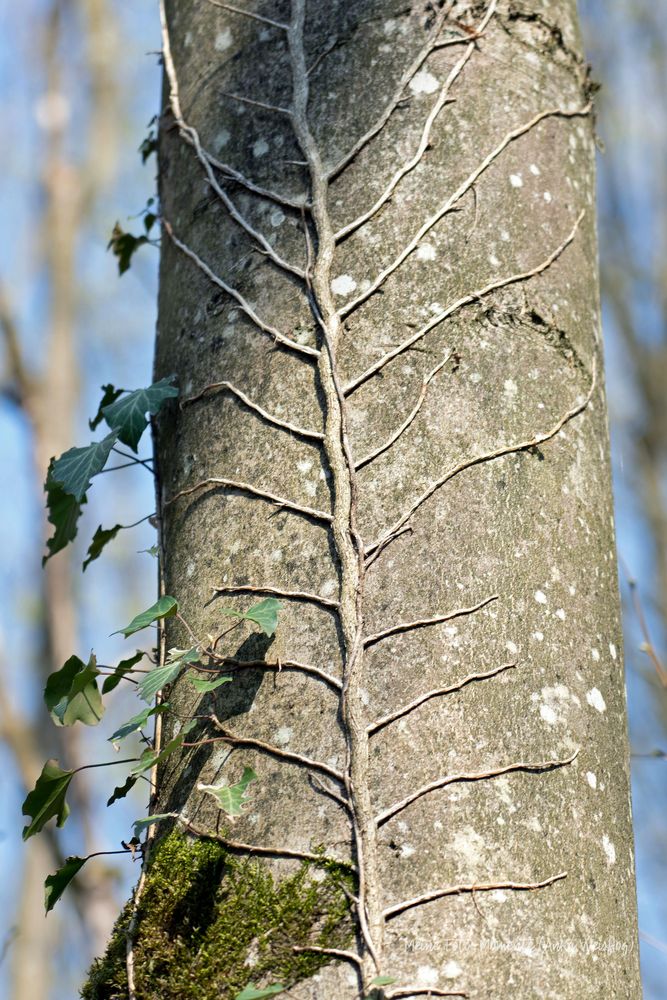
<box><xmin>132</xmin><ymin>813</ymin><xmax>174</xmax><ymax>837</ymax></box>
<box><xmin>102</xmin><ymin>376</ymin><xmax>178</xmax><ymax>452</ymax></box>
<box><xmin>44</xmin><ymin>654</ymin><xmax>104</xmax><ymax>727</ymax></box>
<box><xmin>113</xmin><ymin>596</ymin><xmax>178</xmax><ymax>638</ymax></box>
<box><xmin>235</xmin><ymin>986</ymin><xmax>284</xmax><ymax>1000</ymax></box>
<box><xmin>187</xmin><ymin>674</ymin><xmax>232</xmax><ymax>694</ymax></box>
<box><xmin>137</xmin><ymin>648</ymin><xmax>197</xmax><ymax>702</ymax></box>
<box><xmin>22</xmin><ymin>760</ymin><xmax>74</xmax><ymax>840</ymax></box>
<box><xmin>130</xmin><ymin>721</ymin><xmax>196</xmax><ymax>776</ymax></box>
<box><xmin>109</xmin><ymin>703</ymin><xmax>169</xmax><ymax>743</ymax></box>
<box><xmin>198</xmin><ymin>766</ymin><xmax>257</xmax><ymax>818</ymax></box>
<box><xmin>221</xmin><ymin>598</ymin><xmax>283</xmax><ymax>637</ymax></box>
<box><xmin>89</xmin><ymin>384</ymin><xmax>123</xmax><ymax>431</ymax></box>
<box><xmin>108</xmin><ymin>222</ymin><xmax>148</xmax><ymax>276</ymax></box>
<box><xmin>140</xmin><ymin>544</ymin><xmax>159</xmax><ymax>558</ymax></box>
<box><xmin>83</xmin><ymin>524</ymin><xmax>122</xmax><ymax>571</ymax></box>
<box><xmin>370</xmin><ymin>977</ymin><xmax>397</xmax><ymax>987</ymax></box>
<box><xmin>102</xmin><ymin>651</ymin><xmax>145</xmax><ymax>695</ymax></box>
<box><xmin>107</xmin><ymin>775</ymin><xmax>138</xmax><ymax>807</ymax></box>
<box><xmin>44</xmin><ymin>856</ymin><xmax>87</xmax><ymax>913</ymax></box>
<box><xmin>50</xmin><ymin>433</ymin><xmax>118</xmax><ymax>502</ymax></box>
<box><xmin>43</xmin><ymin>468</ymin><xmax>86</xmax><ymax>564</ymax></box>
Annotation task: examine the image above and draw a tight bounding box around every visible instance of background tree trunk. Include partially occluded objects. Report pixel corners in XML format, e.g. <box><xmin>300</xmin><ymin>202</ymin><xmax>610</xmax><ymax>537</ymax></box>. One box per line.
<box><xmin>149</xmin><ymin>1</ymin><xmax>641</xmax><ymax>996</ymax></box>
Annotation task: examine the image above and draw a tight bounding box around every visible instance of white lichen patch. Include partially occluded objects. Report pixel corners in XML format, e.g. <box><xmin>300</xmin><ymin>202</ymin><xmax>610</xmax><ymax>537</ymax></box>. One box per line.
<box><xmin>586</xmin><ymin>687</ymin><xmax>606</xmax><ymax>713</ymax></box>
<box><xmin>529</xmin><ymin>163</ymin><xmax>541</xmax><ymax>175</ymax></box>
<box><xmin>297</xmin><ymin>458</ymin><xmax>313</xmax><ymax>474</ymax></box>
<box><xmin>416</xmin><ymin>242</ymin><xmax>437</xmax><ymax>261</ymax></box>
<box><xmin>331</xmin><ymin>274</ymin><xmax>357</xmax><ymax>296</ymax></box>
<box><xmin>503</xmin><ymin>378</ymin><xmax>518</xmax><ymax>400</ymax></box>
<box><xmin>534</xmin><ymin>590</ymin><xmax>548</xmax><ymax>605</ymax></box>
<box><xmin>543</xmin><ymin>191</ymin><xmax>553</xmax><ymax>203</ymax></box>
<box><xmin>500</xmin><ymin>228</ymin><xmax>510</xmax><ymax>241</ymax></box>
<box><xmin>320</xmin><ymin>578</ymin><xmax>337</xmax><ymax>598</ymax></box>
<box><xmin>275</xmin><ymin>726</ymin><xmax>293</xmax><ymax>746</ymax></box>
<box><xmin>409</xmin><ymin>70</ymin><xmax>439</xmax><ymax>95</ymax></box>
<box><xmin>488</xmin><ymin>253</ymin><xmax>501</xmax><ymax>268</ymax></box>
<box><xmin>586</xmin><ymin>771</ymin><xmax>597</xmax><ymax>789</ymax></box>
<box><xmin>533</xmin><ymin>631</ymin><xmax>544</xmax><ymax>641</ymax></box>
<box><xmin>509</xmin><ymin>173</ymin><xmax>523</xmax><ymax>188</ymax></box>
<box><xmin>490</xmin><ymin>890</ymin><xmax>508</xmax><ymax>902</ymax></box>
<box><xmin>252</xmin><ymin>138</ymin><xmax>269</xmax><ymax>158</ymax></box>
<box><xmin>602</xmin><ymin>834</ymin><xmax>616</xmax><ymax>865</ymax></box>
<box><xmin>540</xmin><ymin>705</ymin><xmax>558</xmax><ymax>725</ymax></box>
<box><xmin>591</xmin><ymin>648</ymin><xmax>600</xmax><ymax>661</ymax></box>
<box><xmin>506</xmin><ymin>640</ymin><xmax>518</xmax><ymax>655</ymax></box>
<box><xmin>416</xmin><ymin>966</ymin><xmax>439</xmax><ymax>987</ymax></box>
<box><xmin>270</xmin><ymin>209</ymin><xmax>285</xmax><ymax>227</ymax></box>
<box><xmin>399</xmin><ymin>843</ymin><xmax>415</xmax><ymax>859</ymax></box>
<box><xmin>452</xmin><ymin>827</ymin><xmax>485</xmax><ymax>866</ymax></box>
<box><xmin>443</xmin><ymin>961</ymin><xmax>463</xmax><ymax>980</ymax></box>
<box><xmin>555</xmin><ymin>608</ymin><xmax>566</xmax><ymax>620</ymax></box>
<box><xmin>214</xmin><ymin>28</ymin><xmax>233</xmax><ymax>51</ymax></box>
<box><xmin>609</xmin><ymin>642</ymin><xmax>617</xmax><ymax>660</ymax></box>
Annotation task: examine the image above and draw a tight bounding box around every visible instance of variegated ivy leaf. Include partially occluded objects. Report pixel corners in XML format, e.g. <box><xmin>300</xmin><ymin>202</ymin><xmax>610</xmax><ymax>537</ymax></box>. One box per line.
<box><xmin>198</xmin><ymin>766</ymin><xmax>257</xmax><ymax>818</ymax></box>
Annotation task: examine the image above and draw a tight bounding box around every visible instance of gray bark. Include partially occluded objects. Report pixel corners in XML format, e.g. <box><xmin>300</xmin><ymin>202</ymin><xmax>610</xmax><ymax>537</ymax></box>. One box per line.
<box><xmin>153</xmin><ymin>1</ymin><xmax>641</xmax><ymax>996</ymax></box>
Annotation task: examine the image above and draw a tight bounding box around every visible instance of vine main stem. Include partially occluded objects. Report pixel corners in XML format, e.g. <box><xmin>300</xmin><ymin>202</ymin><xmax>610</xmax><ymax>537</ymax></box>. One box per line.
<box><xmin>287</xmin><ymin>0</ymin><xmax>382</xmax><ymax>985</ymax></box>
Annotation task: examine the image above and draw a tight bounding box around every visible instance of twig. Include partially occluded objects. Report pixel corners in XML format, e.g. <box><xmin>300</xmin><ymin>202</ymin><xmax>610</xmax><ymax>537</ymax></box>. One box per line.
<box><xmin>386</xmin><ymin>990</ymin><xmax>467</xmax><ymax>999</ymax></box>
<box><xmin>364</xmin><ymin>594</ymin><xmax>498</xmax><ymax>649</ymax></box>
<box><xmin>339</xmin><ymin>108</ymin><xmax>591</xmax><ymax>319</ymax></box>
<box><xmin>383</xmin><ymin>872</ymin><xmax>567</xmax><ymax>920</ymax></box>
<box><xmin>212</xmin><ymin>582</ymin><xmax>340</xmax><ymax>610</ymax></box>
<box><xmin>210</xmin><ymin>655</ymin><xmax>342</xmax><ymax>691</ymax></box>
<box><xmin>376</xmin><ymin>751</ymin><xmax>578</xmax><ymax>826</ymax></box>
<box><xmin>181</xmin><ymin>379</ymin><xmax>324</xmax><ymax>441</ymax></box>
<box><xmin>355</xmin><ymin>353</ymin><xmax>453</xmax><ymax>470</ymax></box>
<box><xmin>368</xmin><ymin>662</ymin><xmax>515</xmax><ymax>735</ymax></box>
<box><xmin>205</xmin><ymin>0</ymin><xmax>288</xmax><ymax>30</ymax></box>
<box><xmin>181</xmin><ymin>817</ymin><xmax>352</xmax><ymax>867</ymax></box>
<box><xmin>327</xmin><ymin>2</ymin><xmax>457</xmax><ymax>180</ymax></box>
<box><xmin>164</xmin><ymin>475</ymin><xmax>333</xmax><ymax>524</ymax></box>
<box><xmin>309</xmin><ymin>773</ymin><xmax>352</xmax><ymax>813</ymax></box>
<box><xmin>345</xmin><ymin>211</ymin><xmax>585</xmax><ymax>395</ymax></box>
<box><xmin>210</xmin><ymin>714</ymin><xmax>346</xmax><ymax>783</ymax></box>
<box><xmin>221</xmin><ymin>91</ymin><xmax>292</xmax><ymax>116</ymax></box>
<box><xmin>335</xmin><ymin>1</ymin><xmax>497</xmax><ymax>242</ymax></box>
<box><xmin>162</xmin><ymin>220</ymin><xmax>317</xmax><ymax>357</ymax></box>
<box><xmin>159</xmin><ymin>5</ymin><xmax>304</xmax><ymax>278</ymax></box>
<box><xmin>366</xmin><ymin>360</ymin><xmax>596</xmax><ymax>562</ymax></box>
<box><xmin>292</xmin><ymin>945</ymin><xmax>362</xmax><ymax>967</ymax></box>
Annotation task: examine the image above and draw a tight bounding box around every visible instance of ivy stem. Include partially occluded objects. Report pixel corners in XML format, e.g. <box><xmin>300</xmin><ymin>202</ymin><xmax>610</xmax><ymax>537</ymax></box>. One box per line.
<box><xmin>73</xmin><ymin>758</ymin><xmax>138</xmax><ymax>775</ymax></box>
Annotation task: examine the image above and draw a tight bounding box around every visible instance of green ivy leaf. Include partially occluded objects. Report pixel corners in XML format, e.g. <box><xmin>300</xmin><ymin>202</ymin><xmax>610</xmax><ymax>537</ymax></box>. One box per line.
<box><xmin>113</xmin><ymin>596</ymin><xmax>178</xmax><ymax>638</ymax></box>
<box><xmin>132</xmin><ymin>813</ymin><xmax>174</xmax><ymax>837</ymax></box>
<box><xmin>102</xmin><ymin>376</ymin><xmax>178</xmax><ymax>452</ymax></box>
<box><xmin>235</xmin><ymin>986</ymin><xmax>284</xmax><ymax>1000</ymax></box>
<box><xmin>43</xmin><ymin>467</ymin><xmax>86</xmax><ymax>564</ymax></box>
<box><xmin>83</xmin><ymin>524</ymin><xmax>122</xmax><ymax>571</ymax></box>
<box><xmin>130</xmin><ymin>721</ymin><xmax>196</xmax><ymax>776</ymax></box>
<box><xmin>187</xmin><ymin>674</ymin><xmax>232</xmax><ymax>694</ymax></box>
<box><xmin>370</xmin><ymin>976</ymin><xmax>397</xmax><ymax>987</ymax></box>
<box><xmin>109</xmin><ymin>703</ymin><xmax>169</xmax><ymax>743</ymax></box>
<box><xmin>108</xmin><ymin>222</ymin><xmax>149</xmax><ymax>276</ymax></box>
<box><xmin>137</xmin><ymin>648</ymin><xmax>198</xmax><ymax>702</ymax></box>
<box><xmin>44</xmin><ymin>654</ymin><xmax>104</xmax><ymax>727</ymax></box>
<box><xmin>140</xmin><ymin>544</ymin><xmax>159</xmax><ymax>558</ymax></box>
<box><xmin>198</xmin><ymin>766</ymin><xmax>257</xmax><ymax>818</ymax></box>
<box><xmin>50</xmin><ymin>433</ymin><xmax>118</xmax><ymax>502</ymax></box>
<box><xmin>22</xmin><ymin>759</ymin><xmax>74</xmax><ymax>840</ymax></box>
<box><xmin>89</xmin><ymin>384</ymin><xmax>123</xmax><ymax>431</ymax></box>
<box><xmin>107</xmin><ymin>775</ymin><xmax>138</xmax><ymax>807</ymax></box>
<box><xmin>101</xmin><ymin>651</ymin><xmax>145</xmax><ymax>694</ymax></box>
<box><xmin>221</xmin><ymin>598</ymin><xmax>283</xmax><ymax>637</ymax></box>
<box><xmin>44</xmin><ymin>856</ymin><xmax>87</xmax><ymax>913</ymax></box>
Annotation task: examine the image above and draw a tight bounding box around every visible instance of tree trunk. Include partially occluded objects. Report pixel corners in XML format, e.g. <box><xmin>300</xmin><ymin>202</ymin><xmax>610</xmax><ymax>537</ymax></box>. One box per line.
<box><xmin>114</xmin><ymin>1</ymin><xmax>642</xmax><ymax>997</ymax></box>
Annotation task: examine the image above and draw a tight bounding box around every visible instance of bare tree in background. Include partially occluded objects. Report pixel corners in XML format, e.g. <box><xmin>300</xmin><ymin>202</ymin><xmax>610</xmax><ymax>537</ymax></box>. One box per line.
<box><xmin>0</xmin><ymin>0</ymin><xmax>122</xmax><ymax>995</ymax></box>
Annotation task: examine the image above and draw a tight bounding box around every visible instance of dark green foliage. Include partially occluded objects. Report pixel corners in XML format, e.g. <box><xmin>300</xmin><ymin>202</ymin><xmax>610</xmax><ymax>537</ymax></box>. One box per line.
<box><xmin>83</xmin><ymin>524</ymin><xmax>123</xmax><ymax>571</ymax></box>
<box><xmin>108</xmin><ymin>223</ymin><xmax>149</xmax><ymax>275</ymax></box>
<box><xmin>22</xmin><ymin>759</ymin><xmax>74</xmax><ymax>840</ymax></box>
<box><xmin>81</xmin><ymin>831</ymin><xmax>354</xmax><ymax>1000</ymax></box>
<box><xmin>45</xmin><ymin>856</ymin><xmax>87</xmax><ymax>913</ymax></box>
<box><xmin>44</xmin><ymin>653</ymin><xmax>104</xmax><ymax>726</ymax></box>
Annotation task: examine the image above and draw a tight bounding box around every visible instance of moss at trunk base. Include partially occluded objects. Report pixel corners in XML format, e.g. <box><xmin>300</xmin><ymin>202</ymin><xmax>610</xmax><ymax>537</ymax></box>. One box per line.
<box><xmin>81</xmin><ymin>831</ymin><xmax>355</xmax><ymax>1000</ymax></box>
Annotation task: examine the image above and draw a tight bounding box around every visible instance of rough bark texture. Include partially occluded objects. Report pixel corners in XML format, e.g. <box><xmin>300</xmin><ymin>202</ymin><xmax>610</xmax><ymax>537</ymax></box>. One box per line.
<box><xmin>147</xmin><ymin>1</ymin><xmax>640</xmax><ymax>996</ymax></box>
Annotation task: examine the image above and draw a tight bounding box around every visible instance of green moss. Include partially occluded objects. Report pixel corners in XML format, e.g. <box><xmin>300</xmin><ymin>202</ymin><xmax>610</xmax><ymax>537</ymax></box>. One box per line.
<box><xmin>81</xmin><ymin>831</ymin><xmax>355</xmax><ymax>1000</ymax></box>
